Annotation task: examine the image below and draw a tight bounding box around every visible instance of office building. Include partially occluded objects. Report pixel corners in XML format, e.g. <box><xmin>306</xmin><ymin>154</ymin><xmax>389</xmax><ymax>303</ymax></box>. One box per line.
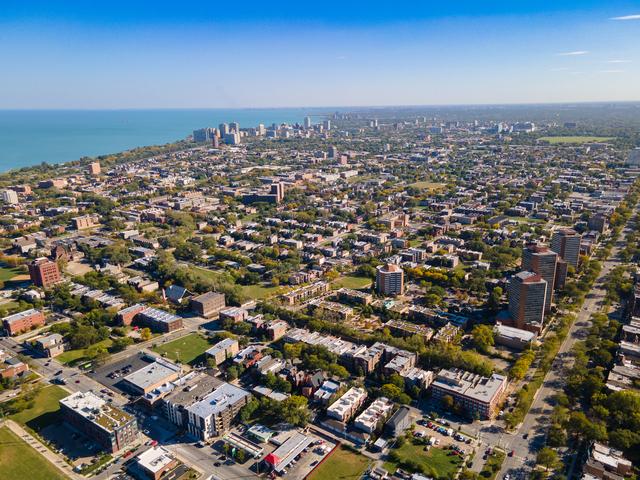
<box><xmin>522</xmin><ymin>243</ymin><xmax>557</xmax><ymax>313</ymax></box>
<box><xmin>190</xmin><ymin>291</ymin><xmax>226</xmax><ymax>318</ymax></box>
<box><xmin>2</xmin><ymin>308</ymin><xmax>46</xmax><ymax>336</ymax></box>
<box><xmin>431</xmin><ymin>368</ymin><xmax>507</xmax><ymax>420</ymax></box>
<box><xmin>508</xmin><ymin>271</ymin><xmax>547</xmax><ymax>334</ymax></box>
<box><xmin>28</xmin><ymin>257</ymin><xmax>62</xmax><ymax>289</ymax></box>
<box><xmin>2</xmin><ymin>189</ymin><xmax>19</xmax><ymax>205</ymax></box>
<box><xmin>551</xmin><ymin>228</ymin><xmax>581</xmax><ymax>268</ymax></box>
<box><xmin>376</xmin><ymin>263</ymin><xmax>405</xmax><ymax>296</ymax></box>
<box><xmin>186</xmin><ymin>382</ymin><xmax>251</xmax><ymax>441</ymax></box>
<box><xmin>60</xmin><ymin>391</ymin><xmax>138</xmax><ymax>453</ymax></box>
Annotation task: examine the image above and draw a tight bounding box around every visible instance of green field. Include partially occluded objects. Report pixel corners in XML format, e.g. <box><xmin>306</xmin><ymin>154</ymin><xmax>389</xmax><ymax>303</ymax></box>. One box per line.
<box><xmin>409</xmin><ymin>181</ymin><xmax>447</xmax><ymax>191</ymax></box>
<box><xmin>56</xmin><ymin>339</ymin><xmax>112</xmax><ymax>365</ymax></box>
<box><xmin>240</xmin><ymin>284</ymin><xmax>286</xmax><ymax>300</ymax></box>
<box><xmin>308</xmin><ymin>446</ymin><xmax>371</xmax><ymax>480</ymax></box>
<box><xmin>332</xmin><ymin>275</ymin><xmax>372</xmax><ymax>289</ymax></box>
<box><xmin>0</xmin><ymin>427</ymin><xmax>68</xmax><ymax>480</ymax></box>
<box><xmin>152</xmin><ymin>333</ymin><xmax>212</xmax><ymax>364</ymax></box>
<box><xmin>538</xmin><ymin>136</ymin><xmax>614</xmax><ymax>144</ymax></box>
<box><xmin>0</xmin><ymin>265</ymin><xmax>25</xmax><ymax>282</ymax></box>
<box><xmin>7</xmin><ymin>385</ymin><xmax>69</xmax><ymax>432</ymax></box>
<box><xmin>383</xmin><ymin>442</ymin><xmax>464</xmax><ymax>477</ymax></box>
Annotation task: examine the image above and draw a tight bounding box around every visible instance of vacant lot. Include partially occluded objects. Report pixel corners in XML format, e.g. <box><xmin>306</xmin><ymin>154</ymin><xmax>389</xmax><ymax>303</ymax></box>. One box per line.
<box><xmin>0</xmin><ymin>264</ymin><xmax>25</xmax><ymax>282</ymax></box>
<box><xmin>152</xmin><ymin>333</ymin><xmax>212</xmax><ymax>364</ymax></box>
<box><xmin>383</xmin><ymin>440</ymin><xmax>464</xmax><ymax>478</ymax></box>
<box><xmin>538</xmin><ymin>136</ymin><xmax>614</xmax><ymax>144</ymax></box>
<box><xmin>0</xmin><ymin>427</ymin><xmax>68</xmax><ymax>480</ymax></box>
<box><xmin>308</xmin><ymin>446</ymin><xmax>370</xmax><ymax>480</ymax></box>
<box><xmin>409</xmin><ymin>181</ymin><xmax>447</xmax><ymax>191</ymax></box>
<box><xmin>332</xmin><ymin>275</ymin><xmax>372</xmax><ymax>289</ymax></box>
<box><xmin>7</xmin><ymin>385</ymin><xmax>69</xmax><ymax>432</ymax></box>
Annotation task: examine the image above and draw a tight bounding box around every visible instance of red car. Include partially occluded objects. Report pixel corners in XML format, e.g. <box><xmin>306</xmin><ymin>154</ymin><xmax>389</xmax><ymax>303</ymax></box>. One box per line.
<box><xmin>508</xmin><ymin>450</ymin><xmax>515</xmax><ymax>457</ymax></box>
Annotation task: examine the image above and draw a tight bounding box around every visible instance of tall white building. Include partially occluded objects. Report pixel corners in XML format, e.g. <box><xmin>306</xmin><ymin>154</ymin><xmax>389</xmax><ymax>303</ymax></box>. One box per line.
<box><xmin>1</xmin><ymin>190</ymin><xmax>19</xmax><ymax>205</ymax></box>
<box><xmin>304</xmin><ymin>116</ymin><xmax>312</xmax><ymax>129</ymax></box>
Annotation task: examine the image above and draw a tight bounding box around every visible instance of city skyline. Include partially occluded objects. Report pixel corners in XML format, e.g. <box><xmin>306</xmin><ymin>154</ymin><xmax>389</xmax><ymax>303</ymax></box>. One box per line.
<box><xmin>1</xmin><ymin>0</ymin><xmax>640</xmax><ymax>109</ymax></box>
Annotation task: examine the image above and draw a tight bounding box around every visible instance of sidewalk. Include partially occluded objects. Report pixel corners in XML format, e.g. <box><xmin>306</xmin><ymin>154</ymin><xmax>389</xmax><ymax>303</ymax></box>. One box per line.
<box><xmin>3</xmin><ymin>419</ymin><xmax>83</xmax><ymax>480</ymax></box>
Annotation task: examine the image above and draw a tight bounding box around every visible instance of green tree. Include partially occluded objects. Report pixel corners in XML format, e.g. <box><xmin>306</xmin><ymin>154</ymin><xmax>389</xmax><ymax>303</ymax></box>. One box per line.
<box><xmin>536</xmin><ymin>447</ymin><xmax>559</xmax><ymax>471</ymax></box>
<box><xmin>471</xmin><ymin>324</ymin><xmax>495</xmax><ymax>353</ymax></box>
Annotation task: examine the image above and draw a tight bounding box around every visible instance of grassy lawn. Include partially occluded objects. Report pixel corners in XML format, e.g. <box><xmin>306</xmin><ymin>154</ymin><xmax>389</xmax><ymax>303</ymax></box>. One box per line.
<box><xmin>0</xmin><ymin>427</ymin><xmax>68</xmax><ymax>480</ymax></box>
<box><xmin>383</xmin><ymin>441</ymin><xmax>464</xmax><ymax>477</ymax></box>
<box><xmin>538</xmin><ymin>136</ymin><xmax>614</xmax><ymax>144</ymax></box>
<box><xmin>332</xmin><ymin>275</ymin><xmax>372</xmax><ymax>289</ymax></box>
<box><xmin>240</xmin><ymin>283</ymin><xmax>286</xmax><ymax>300</ymax></box>
<box><xmin>0</xmin><ymin>264</ymin><xmax>25</xmax><ymax>282</ymax></box>
<box><xmin>56</xmin><ymin>339</ymin><xmax>112</xmax><ymax>366</ymax></box>
<box><xmin>7</xmin><ymin>385</ymin><xmax>69</xmax><ymax>432</ymax></box>
<box><xmin>308</xmin><ymin>446</ymin><xmax>370</xmax><ymax>480</ymax></box>
<box><xmin>409</xmin><ymin>181</ymin><xmax>446</xmax><ymax>191</ymax></box>
<box><xmin>152</xmin><ymin>333</ymin><xmax>212</xmax><ymax>364</ymax></box>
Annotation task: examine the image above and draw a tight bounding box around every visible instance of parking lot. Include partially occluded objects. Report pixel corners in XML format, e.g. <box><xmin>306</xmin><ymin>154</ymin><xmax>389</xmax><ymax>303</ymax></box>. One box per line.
<box><xmin>88</xmin><ymin>351</ymin><xmax>153</xmax><ymax>395</ymax></box>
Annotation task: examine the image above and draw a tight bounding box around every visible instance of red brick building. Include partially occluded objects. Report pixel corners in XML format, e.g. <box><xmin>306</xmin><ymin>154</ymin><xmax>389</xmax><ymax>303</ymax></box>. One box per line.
<box><xmin>28</xmin><ymin>257</ymin><xmax>62</xmax><ymax>288</ymax></box>
<box><xmin>2</xmin><ymin>309</ymin><xmax>46</xmax><ymax>336</ymax></box>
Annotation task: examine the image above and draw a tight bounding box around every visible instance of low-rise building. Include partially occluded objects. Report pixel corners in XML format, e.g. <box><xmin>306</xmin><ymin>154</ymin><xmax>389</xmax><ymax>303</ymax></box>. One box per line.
<box><xmin>2</xmin><ymin>308</ymin><xmax>45</xmax><ymax>336</ymax></box>
<box><xmin>326</xmin><ymin>387</ymin><xmax>367</xmax><ymax>422</ymax></box>
<box><xmin>131</xmin><ymin>446</ymin><xmax>179</xmax><ymax>480</ymax></box>
<box><xmin>34</xmin><ymin>333</ymin><xmax>65</xmax><ymax>357</ymax></box>
<box><xmin>137</xmin><ymin>307</ymin><xmax>183</xmax><ymax>333</ymax></box>
<box><xmin>190</xmin><ymin>291</ymin><xmax>226</xmax><ymax>318</ymax></box>
<box><xmin>354</xmin><ymin>397</ymin><xmax>395</xmax><ymax>433</ymax></box>
<box><xmin>431</xmin><ymin>368</ymin><xmax>507</xmax><ymax>420</ymax></box>
<box><xmin>122</xmin><ymin>358</ymin><xmax>182</xmax><ymax>396</ymax></box>
<box><xmin>60</xmin><ymin>391</ymin><xmax>138</xmax><ymax>453</ymax></box>
<box><xmin>205</xmin><ymin>338</ymin><xmax>239</xmax><ymax>366</ymax></box>
<box><xmin>582</xmin><ymin>442</ymin><xmax>633</xmax><ymax>480</ymax></box>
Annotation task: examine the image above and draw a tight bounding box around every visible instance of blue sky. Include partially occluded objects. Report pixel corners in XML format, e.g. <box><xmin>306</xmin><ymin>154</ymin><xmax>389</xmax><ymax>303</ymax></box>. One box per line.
<box><xmin>1</xmin><ymin>1</ymin><xmax>639</xmax><ymax>108</ymax></box>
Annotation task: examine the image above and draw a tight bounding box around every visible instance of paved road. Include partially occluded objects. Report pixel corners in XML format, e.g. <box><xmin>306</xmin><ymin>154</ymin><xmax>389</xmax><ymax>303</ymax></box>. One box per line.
<box><xmin>498</xmin><ymin>217</ymin><xmax>634</xmax><ymax>479</ymax></box>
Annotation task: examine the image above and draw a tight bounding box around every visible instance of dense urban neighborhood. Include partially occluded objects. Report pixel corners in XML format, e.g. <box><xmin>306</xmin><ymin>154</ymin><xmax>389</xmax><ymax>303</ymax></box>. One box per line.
<box><xmin>1</xmin><ymin>105</ymin><xmax>640</xmax><ymax>480</ymax></box>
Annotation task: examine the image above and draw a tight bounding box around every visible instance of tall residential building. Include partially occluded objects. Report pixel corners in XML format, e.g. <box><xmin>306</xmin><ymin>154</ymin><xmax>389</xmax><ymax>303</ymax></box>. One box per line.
<box><xmin>522</xmin><ymin>244</ymin><xmax>557</xmax><ymax>313</ymax></box>
<box><xmin>88</xmin><ymin>161</ymin><xmax>101</xmax><ymax>176</ymax></box>
<box><xmin>376</xmin><ymin>263</ymin><xmax>405</xmax><ymax>296</ymax></box>
<box><xmin>508</xmin><ymin>271</ymin><xmax>547</xmax><ymax>334</ymax></box>
<box><xmin>218</xmin><ymin>123</ymin><xmax>229</xmax><ymax>136</ymax></box>
<box><xmin>229</xmin><ymin>122</ymin><xmax>240</xmax><ymax>133</ymax></box>
<box><xmin>28</xmin><ymin>257</ymin><xmax>62</xmax><ymax>289</ymax></box>
<box><xmin>2</xmin><ymin>189</ymin><xmax>19</xmax><ymax>205</ymax></box>
<box><xmin>627</xmin><ymin>147</ymin><xmax>640</xmax><ymax>166</ymax></box>
<box><xmin>323</xmin><ymin>119</ymin><xmax>331</xmax><ymax>131</ymax></box>
<box><xmin>551</xmin><ymin>228</ymin><xmax>581</xmax><ymax>268</ymax></box>
<box><xmin>304</xmin><ymin>116</ymin><xmax>312</xmax><ymax>129</ymax></box>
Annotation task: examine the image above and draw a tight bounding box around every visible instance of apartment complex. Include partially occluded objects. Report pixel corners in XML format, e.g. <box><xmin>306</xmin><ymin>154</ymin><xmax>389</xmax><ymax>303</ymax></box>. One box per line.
<box><xmin>551</xmin><ymin>228</ymin><xmax>581</xmax><ymax>268</ymax></box>
<box><xmin>522</xmin><ymin>243</ymin><xmax>557</xmax><ymax>313</ymax></box>
<box><xmin>60</xmin><ymin>391</ymin><xmax>138</xmax><ymax>453</ymax></box>
<box><xmin>205</xmin><ymin>338</ymin><xmax>240</xmax><ymax>366</ymax></box>
<box><xmin>508</xmin><ymin>271</ymin><xmax>547</xmax><ymax>334</ymax></box>
<box><xmin>185</xmin><ymin>382</ymin><xmax>251</xmax><ymax>441</ymax></box>
<box><xmin>376</xmin><ymin>263</ymin><xmax>405</xmax><ymax>296</ymax></box>
<box><xmin>28</xmin><ymin>257</ymin><xmax>62</xmax><ymax>288</ymax></box>
<box><xmin>431</xmin><ymin>368</ymin><xmax>507</xmax><ymax>420</ymax></box>
<box><xmin>326</xmin><ymin>387</ymin><xmax>368</xmax><ymax>422</ymax></box>
<box><xmin>2</xmin><ymin>308</ymin><xmax>45</xmax><ymax>336</ymax></box>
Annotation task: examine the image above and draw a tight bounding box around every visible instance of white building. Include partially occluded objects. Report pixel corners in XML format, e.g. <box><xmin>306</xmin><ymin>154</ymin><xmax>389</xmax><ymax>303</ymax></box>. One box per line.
<box><xmin>326</xmin><ymin>387</ymin><xmax>367</xmax><ymax>422</ymax></box>
<box><xmin>2</xmin><ymin>190</ymin><xmax>19</xmax><ymax>205</ymax></box>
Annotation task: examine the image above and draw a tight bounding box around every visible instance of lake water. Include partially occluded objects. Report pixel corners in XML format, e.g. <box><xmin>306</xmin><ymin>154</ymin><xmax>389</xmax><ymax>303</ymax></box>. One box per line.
<box><xmin>0</xmin><ymin>108</ymin><xmax>333</xmax><ymax>172</ymax></box>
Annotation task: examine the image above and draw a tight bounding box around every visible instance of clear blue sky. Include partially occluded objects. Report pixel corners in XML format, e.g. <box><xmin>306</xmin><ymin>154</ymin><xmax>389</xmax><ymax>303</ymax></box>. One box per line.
<box><xmin>1</xmin><ymin>1</ymin><xmax>639</xmax><ymax>108</ymax></box>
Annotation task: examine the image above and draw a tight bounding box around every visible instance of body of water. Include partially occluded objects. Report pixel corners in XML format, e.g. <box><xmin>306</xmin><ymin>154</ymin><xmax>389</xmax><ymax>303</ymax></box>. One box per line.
<box><xmin>0</xmin><ymin>108</ymin><xmax>332</xmax><ymax>172</ymax></box>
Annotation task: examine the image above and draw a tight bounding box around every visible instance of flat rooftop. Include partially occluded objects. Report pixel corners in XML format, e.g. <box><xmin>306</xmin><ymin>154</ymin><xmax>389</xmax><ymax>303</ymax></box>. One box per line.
<box><xmin>187</xmin><ymin>381</ymin><xmax>250</xmax><ymax>418</ymax></box>
<box><xmin>123</xmin><ymin>358</ymin><xmax>182</xmax><ymax>392</ymax></box>
<box><xmin>60</xmin><ymin>391</ymin><xmax>133</xmax><ymax>432</ymax></box>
